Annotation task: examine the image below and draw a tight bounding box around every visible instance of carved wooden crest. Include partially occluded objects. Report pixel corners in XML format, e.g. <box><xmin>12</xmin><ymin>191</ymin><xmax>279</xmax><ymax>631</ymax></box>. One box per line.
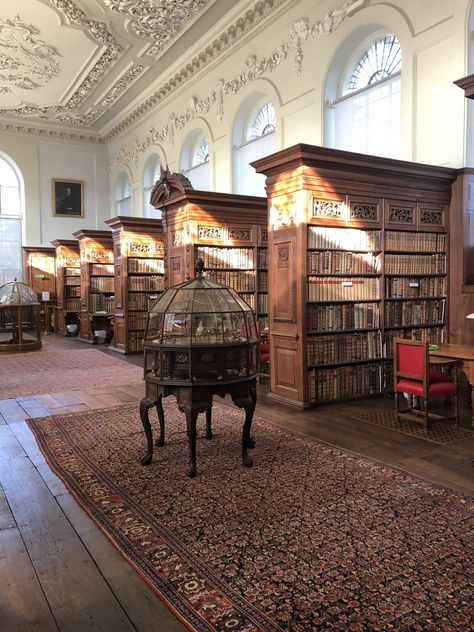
<box><xmin>150</xmin><ymin>165</ymin><xmax>193</xmax><ymax>207</ymax></box>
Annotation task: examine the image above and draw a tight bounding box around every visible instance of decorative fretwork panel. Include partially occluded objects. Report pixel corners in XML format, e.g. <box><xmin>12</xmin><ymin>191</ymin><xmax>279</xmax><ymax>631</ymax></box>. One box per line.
<box><xmin>387</xmin><ymin>205</ymin><xmax>415</xmax><ymax>225</ymax></box>
<box><xmin>197</xmin><ymin>225</ymin><xmax>223</xmax><ymax>241</ymax></box>
<box><xmin>349</xmin><ymin>202</ymin><xmax>378</xmax><ymax>222</ymax></box>
<box><xmin>419</xmin><ymin>208</ymin><xmax>444</xmax><ymax>227</ymax></box>
<box><xmin>228</xmin><ymin>227</ymin><xmax>252</xmax><ymax>242</ymax></box>
<box><xmin>312</xmin><ymin>198</ymin><xmax>345</xmax><ymax>220</ymax></box>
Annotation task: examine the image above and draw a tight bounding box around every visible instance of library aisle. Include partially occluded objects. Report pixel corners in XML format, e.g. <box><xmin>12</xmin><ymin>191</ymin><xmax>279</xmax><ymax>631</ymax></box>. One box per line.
<box><xmin>1</xmin><ymin>334</ymin><xmax>473</xmax><ymax>630</ymax></box>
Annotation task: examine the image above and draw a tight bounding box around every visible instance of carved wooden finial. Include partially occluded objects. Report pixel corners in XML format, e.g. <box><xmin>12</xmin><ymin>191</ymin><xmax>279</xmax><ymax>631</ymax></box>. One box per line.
<box><xmin>149</xmin><ymin>166</ymin><xmax>194</xmax><ymax>207</ymax></box>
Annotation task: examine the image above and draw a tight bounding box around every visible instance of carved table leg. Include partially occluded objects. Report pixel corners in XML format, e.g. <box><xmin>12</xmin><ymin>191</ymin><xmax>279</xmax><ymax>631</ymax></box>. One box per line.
<box><xmin>185</xmin><ymin>408</ymin><xmax>199</xmax><ymax>477</ymax></box>
<box><xmin>155</xmin><ymin>394</ymin><xmax>165</xmax><ymax>447</ymax></box>
<box><xmin>241</xmin><ymin>391</ymin><xmax>256</xmax><ymax>468</ymax></box>
<box><xmin>205</xmin><ymin>401</ymin><xmax>213</xmax><ymax>440</ymax></box>
<box><xmin>139</xmin><ymin>397</ymin><xmax>156</xmax><ymax>465</ymax></box>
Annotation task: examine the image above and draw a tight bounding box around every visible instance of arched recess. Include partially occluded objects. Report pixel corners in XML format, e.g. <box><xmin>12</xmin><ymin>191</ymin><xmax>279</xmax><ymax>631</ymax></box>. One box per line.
<box><xmin>232</xmin><ymin>88</ymin><xmax>279</xmax><ymax>196</ymax></box>
<box><xmin>0</xmin><ymin>152</ymin><xmax>24</xmax><ymax>284</ymax></box>
<box><xmin>142</xmin><ymin>152</ymin><xmax>163</xmax><ymax>218</ymax></box>
<box><xmin>180</xmin><ymin>125</ymin><xmax>211</xmax><ymax>191</ymax></box>
<box><xmin>114</xmin><ymin>170</ymin><xmax>132</xmax><ymax>216</ymax></box>
<box><xmin>324</xmin><ymin>23</ymin><xmax>402</xmax><ymax>159</ymax></box>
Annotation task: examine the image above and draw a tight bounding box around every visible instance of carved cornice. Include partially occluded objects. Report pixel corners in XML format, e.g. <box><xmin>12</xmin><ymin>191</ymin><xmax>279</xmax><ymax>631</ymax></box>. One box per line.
<box><xmin>0</xmin><ymin>121</ymin><xmax>104</xmax><ymax>144</ymax></box>
<box><xmin>110</xmin><ymin>0</ymin><xmax>366</xmax><ymax>166</ymax></box>
<box><xmin>103</xmin><ymin>0</ymin><xmax>212</xmax><ymax>60</ymax></box>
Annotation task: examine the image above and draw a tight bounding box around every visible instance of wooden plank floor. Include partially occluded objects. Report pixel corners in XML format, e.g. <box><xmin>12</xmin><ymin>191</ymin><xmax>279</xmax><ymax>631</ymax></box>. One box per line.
<box><xmin>1</xmin><ymin>334</ymin><xmax>473</xmax><ymax>630</ymax></box>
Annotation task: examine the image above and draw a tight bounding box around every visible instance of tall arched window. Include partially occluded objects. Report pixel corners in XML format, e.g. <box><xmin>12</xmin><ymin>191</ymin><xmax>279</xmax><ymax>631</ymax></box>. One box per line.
<box><xmin>0</xmin><ymin>155</ymin><xmax>23</xmax><ymax>284</ymax></box>
<box><xmin>143</xmin><ymin>154</ymin><xmax>162</xmax><ymax>218</ymax></box>
<box><xmin>233</xmin><ymin>98</ymin><xmax>276</xmax><ymax>195</ymax></box>
<box><xmin>114</xmin><ymin>171</ymin><xmax>132</xmax><ymax>216</ymax></box>
<box><xmin>330</xmin><ymin>35</ymin><xmax>401</xmax><ymax>158</ymax></box>
<box><xmin>180</xmin><ymin>130</ymin><xmax>210</xmax><ymax>191</ymax></box>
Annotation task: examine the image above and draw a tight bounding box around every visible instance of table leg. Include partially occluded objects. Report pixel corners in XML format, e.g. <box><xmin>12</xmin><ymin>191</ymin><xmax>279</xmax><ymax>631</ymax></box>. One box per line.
<box><xmin>155</xmin><ymin>394</ymin><xmax>165</xmax><ymax>447</ymax></box>
<box><xmin>205</xmin><ymin>402</ymin><xmax>213</xmax><ymax>440</ymax></box>
<box><xmin>185</xmin><ymin>408</ymin><xmax>199</xmax><ymax>477</ymax></box>
<box><xmin>139</xmin><ymin>397</ymin><xmax>156</xmax><ymax>465</ymax></box>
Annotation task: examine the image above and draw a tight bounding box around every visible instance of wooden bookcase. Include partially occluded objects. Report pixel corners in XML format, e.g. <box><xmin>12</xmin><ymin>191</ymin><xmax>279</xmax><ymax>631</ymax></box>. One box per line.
<box><xmin>150</xmin><ymin>189</ymin><xmax>268</xmax><ymax>331</ymax></box>
<box><xmin>51</xmin><ymin>239</ymin><xmax>81</xmax><ymax>335</ymax></box>
<box><xmin>72</xmin><ymin>229</ymin><xmax>114</xmax><ymax>343</ymax></box>
<box><xmin>104</xmin><ymin>216</ymin><xmax>165</xmax><ymax>354</ymax></box>
<box><xmin>252</xmin><ymin>144</ymin><xmax>458</xmax><ymax>408</ymax></box>
<box><xmin>22</xmin><ymin>246</ymin><xmax>57</xmax><ymax>331</ymax></box>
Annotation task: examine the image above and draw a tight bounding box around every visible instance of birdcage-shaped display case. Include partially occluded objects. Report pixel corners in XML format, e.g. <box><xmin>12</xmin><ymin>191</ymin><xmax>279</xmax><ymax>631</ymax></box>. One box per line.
<box><xmin>144</xmin><ymin>268</ymin><xmax>259</xmax><ymax>385</ymax></box>
<box><xmin>0</xmin><ymin>280</ymin><xmax>42</xmax><ymax>352</ymax></box>
<box><xmin>140</xmin><ymin>260</ymin><xmax>259</xmax><ymax>477</ymax></box>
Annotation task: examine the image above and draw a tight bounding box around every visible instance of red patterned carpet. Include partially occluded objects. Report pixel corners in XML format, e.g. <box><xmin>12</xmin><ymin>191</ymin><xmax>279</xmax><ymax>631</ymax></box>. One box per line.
<box><xmin>28</xmin><ymin>401</ymin><xmax>474</xmax><ymax>631</ymax></box>
<box><xmin>0</xmin><ymin>348</ymin><xmax>143</xmax><ymax>399</ymax></box>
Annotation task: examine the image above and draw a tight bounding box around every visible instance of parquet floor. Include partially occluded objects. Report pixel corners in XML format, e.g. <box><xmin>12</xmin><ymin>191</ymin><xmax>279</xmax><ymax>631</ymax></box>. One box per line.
<box><xmin>1</xmin><ymin>334</ymin><xmax>473</xmax><ymax>631</ymax></box>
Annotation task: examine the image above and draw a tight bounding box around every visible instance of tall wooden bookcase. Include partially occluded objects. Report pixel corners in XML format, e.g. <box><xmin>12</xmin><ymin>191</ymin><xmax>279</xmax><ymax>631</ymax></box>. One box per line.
<box><xmin>252</xmin><ymin>144</ymin><xmax>458</xmax><ymax>408</ymax></box>
<box><xmin>72</xmin><ymin>229</ymin><xmax>114</xmax><ymax>344</ymax></box>
<box><xmin>104</xmin><ymin>216</ymin><xmax>165</xmax><ymax>354</ymax></box>
<box><xmin>22</xmin><ymin>246</ymin><xmax>57</xmax><ymax>331</ymax></box>
<box><xmin>51</xmin><ymin>239</ymin><xmax>81</xmax><ymax>335</ymax></box>
<box><xmin>150</xmin><ymin>189</ymin><xmax>268</xmax><ymax>331</ymax></box>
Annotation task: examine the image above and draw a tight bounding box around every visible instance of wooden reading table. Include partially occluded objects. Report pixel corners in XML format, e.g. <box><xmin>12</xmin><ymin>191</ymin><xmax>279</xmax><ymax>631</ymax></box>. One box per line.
<box><xmin>430</xmin><ymin>343</ymin><xmax>474</xmax><ymax>427</ymax></box>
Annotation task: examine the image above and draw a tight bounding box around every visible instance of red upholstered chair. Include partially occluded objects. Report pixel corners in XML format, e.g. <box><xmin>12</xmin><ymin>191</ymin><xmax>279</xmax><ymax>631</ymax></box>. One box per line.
<box><xmin>393</xmin><ymin>337</ymin><xmax>458</xmax><ymax>429</ymax></box>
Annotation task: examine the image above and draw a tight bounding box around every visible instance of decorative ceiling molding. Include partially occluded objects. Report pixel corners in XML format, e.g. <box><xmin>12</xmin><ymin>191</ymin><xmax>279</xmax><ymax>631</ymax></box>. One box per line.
<box><xmin>0</xmin><ymin>0</ymin><xmax>123</xmax><ymax>125</ymax></box>
<box><xmin>0</xmin><ymin>121</ymin><xmax>104</xmax><ymax>144</ymax></box>
<box><xmin>0</xmin><ymin>16</ymin><xmax>61</xmax><ymax>94</ymax></box>
<box><xmin>110</xmin><ymin>0</ymin><xmax>366</xmax><ymax>167</ymax></box>
<box><xmin>104</xmin><ymin>0</ymin><xmax>292</xmax><ymax>141</ymax></box>
<box><xmin>98</xmin><ymin>65</ymin><xmax>146</xmax><ymax>109</ymax></box>
<box><xmin>103</xmin><ymin>0</ymin><xmax>212</xmax><ymax>60</ymax></box>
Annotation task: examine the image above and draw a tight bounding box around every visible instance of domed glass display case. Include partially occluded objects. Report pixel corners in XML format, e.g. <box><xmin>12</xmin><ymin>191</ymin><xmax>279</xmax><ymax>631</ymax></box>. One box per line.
<box><xmin>0</xmin><ymin>280</ymin><xmax>42</xmax><ymax>352</ymax></box>
<box><xmin>140</xmin><ymin>260</ymin><xmax>258</xmax><ymax>477</ymax></box>
<box><xmin>144</xmin><ymin>268</ymin><xmax>258</xmax><ymax>384</ymax></box>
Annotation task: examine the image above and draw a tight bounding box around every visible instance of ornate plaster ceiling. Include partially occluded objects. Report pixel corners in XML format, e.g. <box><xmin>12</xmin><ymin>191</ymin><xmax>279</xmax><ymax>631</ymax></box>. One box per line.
<box><xmin>0</xmin><ymin>0</ymin><xmax>241</xmax><ymax>137</ymax></box>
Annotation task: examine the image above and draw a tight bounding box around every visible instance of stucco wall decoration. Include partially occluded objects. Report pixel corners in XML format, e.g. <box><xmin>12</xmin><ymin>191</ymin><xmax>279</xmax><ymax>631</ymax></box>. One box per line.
<box><xmin>111</xmin><ymin>0</ymin><xmax>366</xmax><ymax>167</ymax></box>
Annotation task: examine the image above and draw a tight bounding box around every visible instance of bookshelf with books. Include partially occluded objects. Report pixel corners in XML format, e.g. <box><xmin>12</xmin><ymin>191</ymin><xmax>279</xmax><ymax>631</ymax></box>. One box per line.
<box><xmin>51</xmin><ymin>239</ymin><xmax>81</xmax><ymax>335</ymax></box>
<box><xmin>22</xmin><ymin>246</ymin><xmax>57</xmax><ymax>332</ymax></box>
<box><xmin>252</xmin><ymin>144</ymin><xmax>457</xmax><ymax>408</ymax></box>
<box><xmin>150</xmin><ymin>188</ymin><xmax>267</xmax><ymax>331</ymax></box>
<box><xmin>72</xmin><ymin>229</ymin><xmax>114</xmax><ymax>343</ymax></box>
<box><xmin>105</xmin><ymin>216</ymin><xmax>165</xmax><ymax>353</ymax></box>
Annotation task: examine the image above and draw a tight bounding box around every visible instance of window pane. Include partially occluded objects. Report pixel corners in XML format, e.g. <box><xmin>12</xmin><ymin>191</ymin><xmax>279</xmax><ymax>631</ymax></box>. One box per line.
<box><xmin>0</xmin><ymin>217</ymin><xmax>22</xmax><ymax>285</ymax></box>
<box><xmin>192</xmin><ymin>138</ymin><xmax>209</xmax><ymax>167</ymax></box>
<box><xmin>334</xmin><ymin>75</ymin><xmax>401</xmax><ymax>158</ymax></box>
<box><xmin>247</xmin><ymin>102</ymin><xmax>276</xmax><ymax>141</ymax></box>
<box><xmin>346</xmin><ymin>36</ymin><xmax>401</xmax><ymax>95</ymax></box>
<box><xmin>0</xmin><ymin>185</ymin><xmax>21</xmax><ymax>215</ymax></box>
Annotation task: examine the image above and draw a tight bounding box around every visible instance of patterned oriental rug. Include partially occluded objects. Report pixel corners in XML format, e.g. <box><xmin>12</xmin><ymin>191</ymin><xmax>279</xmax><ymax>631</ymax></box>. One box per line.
<box><xmin>28</xmin><ymin>402</ymin><xmax>474</xmax><ymax>631</ymax></box>
<box><xmin>0</xmin><ymin>348</ymin><xmax>143</xmax><ymax>399</ymax></box>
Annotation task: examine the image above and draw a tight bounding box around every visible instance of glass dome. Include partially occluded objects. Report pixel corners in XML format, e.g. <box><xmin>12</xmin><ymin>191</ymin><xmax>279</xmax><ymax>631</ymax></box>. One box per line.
<box><xmin>0</xmin><ymin>280</ymin><xmax>39</xmax><ymax>306</ymax></box>
<box><xmin>144</xmin><ymin>260</ymin><xmax>258</xmax><ymax>384</ymax></box>
<box><xmin>0</xmin><ymin>279</ymin><xmax>41</xmax><ymax>352</ymax></box>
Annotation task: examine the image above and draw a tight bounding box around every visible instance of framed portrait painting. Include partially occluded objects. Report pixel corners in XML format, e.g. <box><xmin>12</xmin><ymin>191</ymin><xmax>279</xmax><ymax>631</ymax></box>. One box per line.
<box><xmin>52</xmin><ymin>178</ymin><xmax>84</xmax><ymax>217</ymax></box>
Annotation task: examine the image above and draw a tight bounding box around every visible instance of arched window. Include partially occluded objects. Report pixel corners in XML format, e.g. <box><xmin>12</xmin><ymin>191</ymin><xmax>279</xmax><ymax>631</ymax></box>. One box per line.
<box><xmin>330</xmin><ymin>35</ymin><xmax>401</xmax><ymax>158</ymax></box>
<box><xmin>114</xmin><ymin>171</ymin><xmax>132</xmax><ymax>216</ymax></box>
<box><xmin>143</xmin><ymin>154</ymin><xmax>162</xmax><ymax>218</ymax></box>
<box><xmin>180</xmin><ymin>130</ymin><xmax>210</xmax><ymax>191</ymax></box>
<box><xmin>0</xmin><ymin>155</ymin><xmax>23</xmax><ymax>285</ymax></box>
<box><xmin>233</xmin><ymin>98</ymin><xmax>276</xmax><ymax>195</ymax></box>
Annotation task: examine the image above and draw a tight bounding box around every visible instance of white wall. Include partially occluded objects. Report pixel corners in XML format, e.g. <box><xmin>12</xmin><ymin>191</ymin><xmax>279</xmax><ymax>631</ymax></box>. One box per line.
<box><xmin>0</xmin><ymin>132</ymin><xmax>109</xmax><ymax>246</ymax></box>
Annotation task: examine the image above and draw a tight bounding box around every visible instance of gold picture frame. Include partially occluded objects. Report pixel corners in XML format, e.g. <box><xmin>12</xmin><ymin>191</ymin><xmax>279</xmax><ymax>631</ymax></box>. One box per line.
<box><xmin>52</xmin><ymin>178</ymin><xmax>84</xmax><ymax>217</ymax></box>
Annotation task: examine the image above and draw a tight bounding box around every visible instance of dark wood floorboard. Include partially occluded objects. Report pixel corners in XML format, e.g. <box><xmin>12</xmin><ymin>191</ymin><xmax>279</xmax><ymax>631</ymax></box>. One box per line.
<box><xmin>0</xmin><ymin>334</ymin><xmax>472</xmax><ymax>630</ymax></box>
